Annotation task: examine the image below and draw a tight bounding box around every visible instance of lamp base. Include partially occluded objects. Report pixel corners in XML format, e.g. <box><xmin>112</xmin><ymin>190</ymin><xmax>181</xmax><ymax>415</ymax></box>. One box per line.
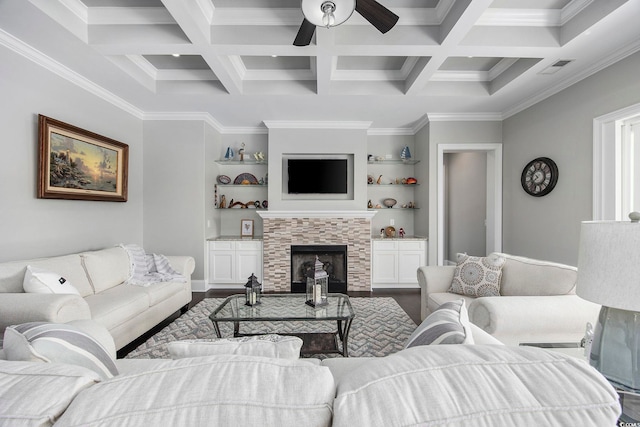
<box><xmin>590</xmin><ymin>306</ymin><xmax>640</xmax><ymax>392</ymax></box>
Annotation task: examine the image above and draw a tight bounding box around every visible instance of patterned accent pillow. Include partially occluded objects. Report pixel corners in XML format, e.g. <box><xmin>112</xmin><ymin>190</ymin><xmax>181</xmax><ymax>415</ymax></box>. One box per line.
<box><xmin>405</xmin><ymin>300</ymin><xmax>473</xmax><ymax>348</ymax></box>
<box><xmin>3</xmin><ymin>322</ymin><xmax>118</xmax><ymax>380</ymax></box>
<box><xmin>449</xmin><ymin>253</ymin><xmax>506</xmax><ymax>297</ymax></box>
<box><xmin>167</xmin><ymin>335</ymin><xmax>304</xmax><ymax>360</ymax></box>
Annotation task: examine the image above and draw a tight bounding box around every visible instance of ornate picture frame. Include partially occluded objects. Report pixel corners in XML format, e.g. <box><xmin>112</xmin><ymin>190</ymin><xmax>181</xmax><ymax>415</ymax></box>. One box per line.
<box><xmin>38</xmin><ymin>115</ymin><xmax>129</xmax><ymax>202</ymax></box>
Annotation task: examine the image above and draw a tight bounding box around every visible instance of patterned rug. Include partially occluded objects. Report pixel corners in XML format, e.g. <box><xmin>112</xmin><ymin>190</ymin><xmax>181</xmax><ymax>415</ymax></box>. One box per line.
<box><xmin>125</xmin><ymin>297</ymin><xmax>417</xmax><ymax>359</ymax></box>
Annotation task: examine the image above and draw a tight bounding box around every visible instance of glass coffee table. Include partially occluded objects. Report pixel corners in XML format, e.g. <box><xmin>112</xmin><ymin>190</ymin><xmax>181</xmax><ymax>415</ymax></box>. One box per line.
<box><xmin>209</xmin><ymin>293</ymin><xmax>355</xmax><ymax>357</ymax></box>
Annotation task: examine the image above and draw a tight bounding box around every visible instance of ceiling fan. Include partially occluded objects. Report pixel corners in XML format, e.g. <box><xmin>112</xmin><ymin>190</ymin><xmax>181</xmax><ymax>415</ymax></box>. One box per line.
<box><xmin>294</xmin><ymin>0</ymin><xmax>399</xmax><ymax>46</ymax></box>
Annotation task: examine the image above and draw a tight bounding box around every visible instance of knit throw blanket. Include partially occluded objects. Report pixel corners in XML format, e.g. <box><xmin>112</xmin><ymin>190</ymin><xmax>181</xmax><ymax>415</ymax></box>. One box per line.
<box><xmin>121</xmin><ymin>244</ymin><xmax>186</xmax><ymax>287</ymax></box>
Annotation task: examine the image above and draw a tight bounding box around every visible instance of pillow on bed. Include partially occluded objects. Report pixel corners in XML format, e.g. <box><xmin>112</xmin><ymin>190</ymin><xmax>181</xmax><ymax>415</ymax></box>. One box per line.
<box><xmin>3</xmin><ymin>322</ymin><xmax>118</xmax><ymax>380</ymax></box>
<box><xmin>405</xmin><ymin>300</ymin><xmax>473</xmax><ymax>348</ymax></box>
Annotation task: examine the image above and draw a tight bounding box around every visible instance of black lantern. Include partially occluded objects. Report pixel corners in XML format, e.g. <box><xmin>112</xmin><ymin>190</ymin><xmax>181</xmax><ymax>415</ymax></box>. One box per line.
<box><xmin>306</xmin><ymin>256</ymin><xmax>328</xmax><ymax>307</ymax></box>
<box><xmin>244</xmin><ymin>273</ymin><xmax>262</xmax><ymax>306</ymax></box>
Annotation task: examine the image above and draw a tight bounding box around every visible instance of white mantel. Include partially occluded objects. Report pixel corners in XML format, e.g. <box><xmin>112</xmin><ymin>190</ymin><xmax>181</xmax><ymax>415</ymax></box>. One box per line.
<box><xmin>258</xmin><ymin>210</ymin><xmax>377</xmax><ymax>219</ymax></box>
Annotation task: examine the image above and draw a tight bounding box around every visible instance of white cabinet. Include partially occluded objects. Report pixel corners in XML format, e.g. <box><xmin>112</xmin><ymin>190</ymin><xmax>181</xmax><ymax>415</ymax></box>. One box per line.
<box><xmin>372</xmin><ymin>239</ymin><xmax>426</xmax><ymax>288</ymax></box>
<box><xmin>208</xmin><ymin>240</ymin><xmax>263</xmax><ymax>287</ymax></box>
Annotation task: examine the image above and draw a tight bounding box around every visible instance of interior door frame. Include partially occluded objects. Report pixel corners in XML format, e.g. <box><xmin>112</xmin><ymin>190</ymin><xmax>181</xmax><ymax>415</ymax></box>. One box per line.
<box><xmin>437</xmin><ymin>143</ymin><xmax>503</xmax><ymax>265</ymax></box>
<box><xmin>593</xmin><ymin>102</ymin><xmax>640</xmax><ymax>220</ymax></box>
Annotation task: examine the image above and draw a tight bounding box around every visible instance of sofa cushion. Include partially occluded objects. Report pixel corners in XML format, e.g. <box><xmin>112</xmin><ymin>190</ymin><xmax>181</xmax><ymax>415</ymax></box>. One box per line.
<box><xmin>23</xmin><ymin>265</ymin><xmax>80</xmax><ymax>295</ymax></box>
<box><xmin>405</xmin><ymin>299</ymin><xmax>473</xmax><ymax>348</ymax></box>
<box><xmin>449</xmin><ymin>253</ymin><xmax>506</xmax><ymax>297</ymax></box>
<box><xmin>55</xmin><ymin>355</ymin><xmax>335</xmax><ymax>427</ymax></box>
<box><xmin>142</xmin><ymin>280</ymin><xmax>186</xmax><ymax>307</ymax></box>
<box><xmin>81</xmin><ymin>247</ymin><xmax>130</xmax><ymax>294</ymax></box>
<box><xmin>496</xmin><ymin>252</ymin><xmax>578</xmax><ymax>296</ymax></box>
<box><xmin>168</xmin><ymin>335</ymin><xmax>303</xmax><ymax>360</ymax></box>
<box><xmin>0</xmin><ymin>360</ymin><xmax>101</xmax><ymax>427</ymax></box>
<box><xmin>2</xmin><ymin>322</ymin><xmax>118</xmax><ymax>380</ymax></box>
<box><xmin>0</xmin><ymin>254</ymin><xmax>94</xmax><ymax>297</ymax></box>
<box><xmin>84</xmin><ymin>284</ymin><xmax>150</xmax><ymax>331</ymax></box>
<box><xmin>332</xmin><ymin>345</ymin><xmax>620</xmax><ymax>427</ymax></box>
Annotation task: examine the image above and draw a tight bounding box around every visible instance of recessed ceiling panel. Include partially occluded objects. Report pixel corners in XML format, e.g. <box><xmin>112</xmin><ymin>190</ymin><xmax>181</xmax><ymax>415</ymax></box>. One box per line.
<box><xmin>81</xmin><ymin>0</ymin><xmax>164</xmax><ymax>6</ymax></box>
<box><xmin>439</xmin><ymin>57</ymin><xmax>502</xmax><ymax>72</ymax></box>
<box><xmin>337</xmin><ymin>56</ymin><xmax>407</xmax><ymax>71</ymax></box>
<box><xmin>143</xmin><ymin>55</ymin><xmax>210</xmax><ymax>70</ymax></box>
<box><xmin>213</xmin><ymin>0</ymin><xmax>299</xmax><ymax>7</ymax></box>
<box><xmin>489</xmin><ymin>0</ymin><xmax>571</xmax><ymax>9</ymax></box>
<box><xmin>241</xmin><ymin>56</ymin><xmax>311</xmax><ymax>70</ymax></box>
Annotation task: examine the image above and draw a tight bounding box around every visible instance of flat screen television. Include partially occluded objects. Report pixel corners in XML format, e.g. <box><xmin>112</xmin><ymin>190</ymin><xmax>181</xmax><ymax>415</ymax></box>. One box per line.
<box><xmin>287</xmin><ymin>159</ymin><xmax>348</xmax><ymax>194</ymax></box>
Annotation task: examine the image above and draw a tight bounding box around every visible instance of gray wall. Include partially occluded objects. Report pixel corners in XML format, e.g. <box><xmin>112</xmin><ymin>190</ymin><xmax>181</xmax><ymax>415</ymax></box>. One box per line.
<box><xmin>143</xmin><ymin>120</ymin><xmax>208</xmax><ymax>280</ymax></box>
<box><xmin>0</xmin><ymin>45</ymin><xmax>143</xmax><ymax>261</ymax></box>
<box><xmin>503</xmin><ymin>51</ymin><xmax>640</xmax><ymax>265</ymax></box>
<box><xmin>445</xmin><ymin>151</ymin><xmax>487</xmax><ymax>262</ymax></box>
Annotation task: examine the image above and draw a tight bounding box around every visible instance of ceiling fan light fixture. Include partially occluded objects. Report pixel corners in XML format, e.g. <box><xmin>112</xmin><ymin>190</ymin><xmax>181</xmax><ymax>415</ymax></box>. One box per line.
<box><xmin>301</xmin><ymin>0</ymin><xmax>355</xmax><ymax>29</ymax></box>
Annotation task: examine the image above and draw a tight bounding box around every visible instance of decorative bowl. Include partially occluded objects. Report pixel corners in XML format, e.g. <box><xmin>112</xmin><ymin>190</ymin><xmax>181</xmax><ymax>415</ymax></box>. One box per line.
<box><xmin>383</xmin><ymin>198</ymin><xmax>397</xmax><ymax>208</ymax></box>
<box><xmin>217</xmin><ymin>175</ymin><xmax>231</xmax><ymax>184</ymax></box>
<box><xmin>406</xmin><ymin>177</ymin><xmax>418</xmax><ymax>184</ymax></box>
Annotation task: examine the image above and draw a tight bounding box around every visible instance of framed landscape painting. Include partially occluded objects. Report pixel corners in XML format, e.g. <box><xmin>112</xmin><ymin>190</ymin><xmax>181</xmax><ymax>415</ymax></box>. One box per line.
<box><xmin>38</xmin><ymin>115</ymin><xmax>129</xmax><ymax>202</ymax></box>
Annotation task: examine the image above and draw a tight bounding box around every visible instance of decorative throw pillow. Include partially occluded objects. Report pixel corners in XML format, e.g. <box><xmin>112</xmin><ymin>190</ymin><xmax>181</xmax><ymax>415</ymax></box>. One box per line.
<box><xmin>167</xmin><ymin>335</ymin><xmax>304</xmax><ymax>360</ymax></box>
<box><xmin>23</xmin><ymin>265</ymin><xmax>80</xmax><ymax>295</ymax></box>
<box><xmin>449</xmin><ymin>253</ymin><xmax>506</xmax><ymax>297</ymax></box>
<box><xmin>3</xmin><ymin>322</ymin><xmax>118</xmax><ymax>380</ymax></box>
<box><xmin>405</xmin><ymin>300</ymin><xmax>473</xmax><ymax>348</ymax></box>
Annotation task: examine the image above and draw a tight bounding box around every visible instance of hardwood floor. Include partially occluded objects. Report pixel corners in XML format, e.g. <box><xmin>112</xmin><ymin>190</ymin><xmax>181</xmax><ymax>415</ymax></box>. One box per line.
<box><xmin>117</xmin><ymin>288</ymin><xmax>421</xmax><ymax>358</ymax></box>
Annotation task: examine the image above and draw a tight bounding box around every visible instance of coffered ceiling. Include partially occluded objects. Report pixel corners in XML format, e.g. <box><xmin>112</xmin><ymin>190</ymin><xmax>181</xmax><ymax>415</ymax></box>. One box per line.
<box><xmin>1</xmin><ymin>0</ymin><xmax>639</xmax><ymax>132</ymax></box>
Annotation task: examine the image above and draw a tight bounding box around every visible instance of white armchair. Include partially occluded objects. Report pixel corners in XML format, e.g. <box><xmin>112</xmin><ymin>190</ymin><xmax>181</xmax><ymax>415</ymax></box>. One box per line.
<box><xmin>417</xmin><ymin>253</ymin><xmax>601</xmax><ymax>346</ymax></box>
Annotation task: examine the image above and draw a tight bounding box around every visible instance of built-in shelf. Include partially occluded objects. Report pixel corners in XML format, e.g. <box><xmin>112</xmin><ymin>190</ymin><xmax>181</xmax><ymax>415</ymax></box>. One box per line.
<box><xmin>367</xmin><ymin>184</ymin><xmax>420</xmax><ymax>186</ymax></box>
<box><xmin>215</xmin><ymin>160</ymin><xmax>268</xmax><ymax>165</ymax></box>
<box><xmin>368</xmin><ymin>208</ymin><xmax>420</xmax><ymax>211</ymax></box>
<box><xmin>216</xmin><ymin>184</ymin><xmax>268</xmax><ymax>188</ymax></box>
<box><xmin>368</xmin><ymin>159</ymin><xmax>419</xmax><ymax>165</ymax></box>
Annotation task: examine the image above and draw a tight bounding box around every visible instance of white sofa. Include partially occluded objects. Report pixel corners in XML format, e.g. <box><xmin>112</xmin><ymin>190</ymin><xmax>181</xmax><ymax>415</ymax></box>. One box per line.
<box><xmin>0</xmin><ymin>246</ymin><xmax>195</xmax><ymax>350</ymax></box>
<box><xmin>418</xmin><ymin>252</ymin><xmax>601</xmax><ymax>346</ymax></box>
<box><xmin>0</xmin><ymin>319</ymin><xmax>621</xmax><ymax>426</ymax></box>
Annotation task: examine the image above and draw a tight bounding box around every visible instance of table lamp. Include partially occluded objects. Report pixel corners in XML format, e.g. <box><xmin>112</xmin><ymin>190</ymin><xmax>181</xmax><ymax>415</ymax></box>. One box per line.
<box><xmin>577</xmin><ymin>213</ymin><xmax>640</xmax><ymax>392</ymax></box>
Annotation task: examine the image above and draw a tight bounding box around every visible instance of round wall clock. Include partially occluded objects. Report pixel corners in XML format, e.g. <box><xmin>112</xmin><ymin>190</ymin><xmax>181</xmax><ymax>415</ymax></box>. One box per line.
<box><xmin>521</xmin><ymin>157</ymin><xmax>558</xmax><ymax>197</ymax></box>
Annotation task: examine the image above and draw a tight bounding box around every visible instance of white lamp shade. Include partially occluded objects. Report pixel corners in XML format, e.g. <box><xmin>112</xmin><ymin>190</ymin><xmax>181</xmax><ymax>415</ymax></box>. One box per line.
<box><xmin>301</xmin><ymin>0</ymin><xmax>356</xmax><ymax>27</ymax></box>
<box><xmin>577</xmin><ymin>221</ymin><xmax>640</xmax><ymax>311</ymax></box>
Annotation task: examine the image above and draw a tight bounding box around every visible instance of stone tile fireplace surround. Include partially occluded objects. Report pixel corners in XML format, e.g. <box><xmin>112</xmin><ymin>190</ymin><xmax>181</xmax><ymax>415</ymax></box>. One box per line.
<box><xmin>258</xmin><ymin>211</ymin><xmax>375</xmax><ymax>292</ymax></box>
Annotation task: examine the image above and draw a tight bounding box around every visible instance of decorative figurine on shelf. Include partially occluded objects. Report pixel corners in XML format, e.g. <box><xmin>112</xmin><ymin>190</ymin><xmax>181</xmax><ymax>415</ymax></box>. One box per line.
<box><xmin>399</xmin><ymin>228</ymin><xmax>405</xmax><ymax>238</ymax></box>
<box><xmin>224</xmin><ymin>147</ymin><xmax>234</xmax><ymax>161</ymax></box>
<box><xmin>368</xmin><ymin>200</ymin><xmax>373</xmax><ymax>209</ymax></box>
<box><xmin>380</xmin><ymin>228</ymin><xmax>385</xmax><ymax>238</ymax></box>
<box><xmin>219</xmin><ymin>195</ymin><xmax>227</xmax><ymax>209</ymax></box>
<box><xmin>244</xmin><ymin>273</ymin><xmax>262</xmax><ymax>306</ymax></box>
<box><xmin>239</xmin><ymin>142</ymin><xmax>245</xmax><ymax>161</ymax></box>
<box><xmin>306</xmin><ymin>256</ymin><xmax>328</xmax><ymax>307</ymax></box>
<box><xmin>376</xmin><ymin>175</ymin><xmax>383</xmax><ymax>185</ymax></box>
<box><xmin>401</xmin><ymin>146</ymin><xmax>412</xmax><ymax>161</ymax></box>
<box><xmin>253</xmin><ymin>151</ymin><xmax>265</xmax><ymax>163</ymax></box>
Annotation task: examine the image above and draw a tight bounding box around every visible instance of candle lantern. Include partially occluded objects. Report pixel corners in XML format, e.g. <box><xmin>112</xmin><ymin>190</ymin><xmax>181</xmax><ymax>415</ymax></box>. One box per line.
<box><xmin>306</xmin><ymin>256</ymin><xmax>328</xmax><ymax>307</ymax></box>
<box><xmin>244</xmin><ymin>273</ymin><xmax>262</xmax><ymax>306</ymax></box>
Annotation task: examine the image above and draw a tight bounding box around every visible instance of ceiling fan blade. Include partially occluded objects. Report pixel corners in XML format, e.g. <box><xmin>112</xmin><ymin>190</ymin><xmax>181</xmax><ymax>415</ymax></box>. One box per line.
<box><xmin>355</xmin><ymin>0</ymin><xmax>399</xmax><ymax>34</ymax></box>
<box><xmin>293</xmin><ymin>18</ymin><xmax>315</xmax><ymax>46</ymax></box>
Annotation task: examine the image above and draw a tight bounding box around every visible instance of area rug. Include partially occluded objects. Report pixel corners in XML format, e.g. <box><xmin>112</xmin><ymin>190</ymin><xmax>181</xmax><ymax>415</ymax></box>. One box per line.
<box><xmin>125</xmin><ymin>297</ymin><xmax>417</xmax><ymax>359</ymax></box>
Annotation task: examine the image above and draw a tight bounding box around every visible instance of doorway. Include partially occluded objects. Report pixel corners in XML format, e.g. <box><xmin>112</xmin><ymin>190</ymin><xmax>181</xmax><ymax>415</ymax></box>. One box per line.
<box><xmin>593</xmin><ymin>102</ymin><xmax>640</xmax><ymax>220</ymax></box>
<box><xmin>437</xmin><ymin>143</ymin><xmax>502</xmax><ymax>266</ymax></box>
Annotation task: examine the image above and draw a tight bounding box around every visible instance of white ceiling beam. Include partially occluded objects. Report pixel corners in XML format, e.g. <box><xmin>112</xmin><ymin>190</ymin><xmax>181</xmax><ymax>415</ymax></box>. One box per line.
<box><xmin>87</xmin><ymin>7</ymin><xmax>175</xmax><ymax>25</ymax></box>
<box><xmin>28</xmin><ymin>0</ymin><xmax>88</xmax><ymax>42</ymax></box>
<box><xmin>314</xmin><ymin>27</ymin><xmax>335</xmax><ymax>95</ymax></box>
<box><xmin>161</xmin><ymin>0</ymin><xmax>242</xmax><ymax>95</ymax></box>
<box><xmin>405</xmin><ymin>0</ymin><xmax>493</xmax><ymax>95</ymax></box>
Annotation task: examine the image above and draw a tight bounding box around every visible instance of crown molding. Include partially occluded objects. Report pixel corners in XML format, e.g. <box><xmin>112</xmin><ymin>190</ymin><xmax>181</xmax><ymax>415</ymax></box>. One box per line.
<box><xmin>503</xmin><ymin>37</ymin><xmax>640</xmax><ymax>119</ymax></box>
<box><xmin>367</xmin><ymin>128</ymin><xmax>415</xmax><ymax>136</ymax></box>
<box><xmin>427</xmin><ymin>113</ymin><xmax>504</xmax><ymax>122</ymax></box>
<box><xmin>263</xmin><ymin>120</ymin><xmax>372</xmax><ymax>129</ymax></box>
<box><xmin>143</xmin><ymin>112</ymin><xmax>224</xmax><ymax>133</ymax></box>
<box><xmin>0</xmin><ymin>28</ymin><xmax>143</xmax><ymax>119</ymax></box>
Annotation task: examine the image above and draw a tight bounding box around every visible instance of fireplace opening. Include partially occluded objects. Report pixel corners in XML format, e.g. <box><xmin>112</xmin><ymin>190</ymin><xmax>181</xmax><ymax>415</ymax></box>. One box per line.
<box><xmin>290</xmin><ymin>245</ymin><xmax>347</xmax><ymax>294</ymax></box>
